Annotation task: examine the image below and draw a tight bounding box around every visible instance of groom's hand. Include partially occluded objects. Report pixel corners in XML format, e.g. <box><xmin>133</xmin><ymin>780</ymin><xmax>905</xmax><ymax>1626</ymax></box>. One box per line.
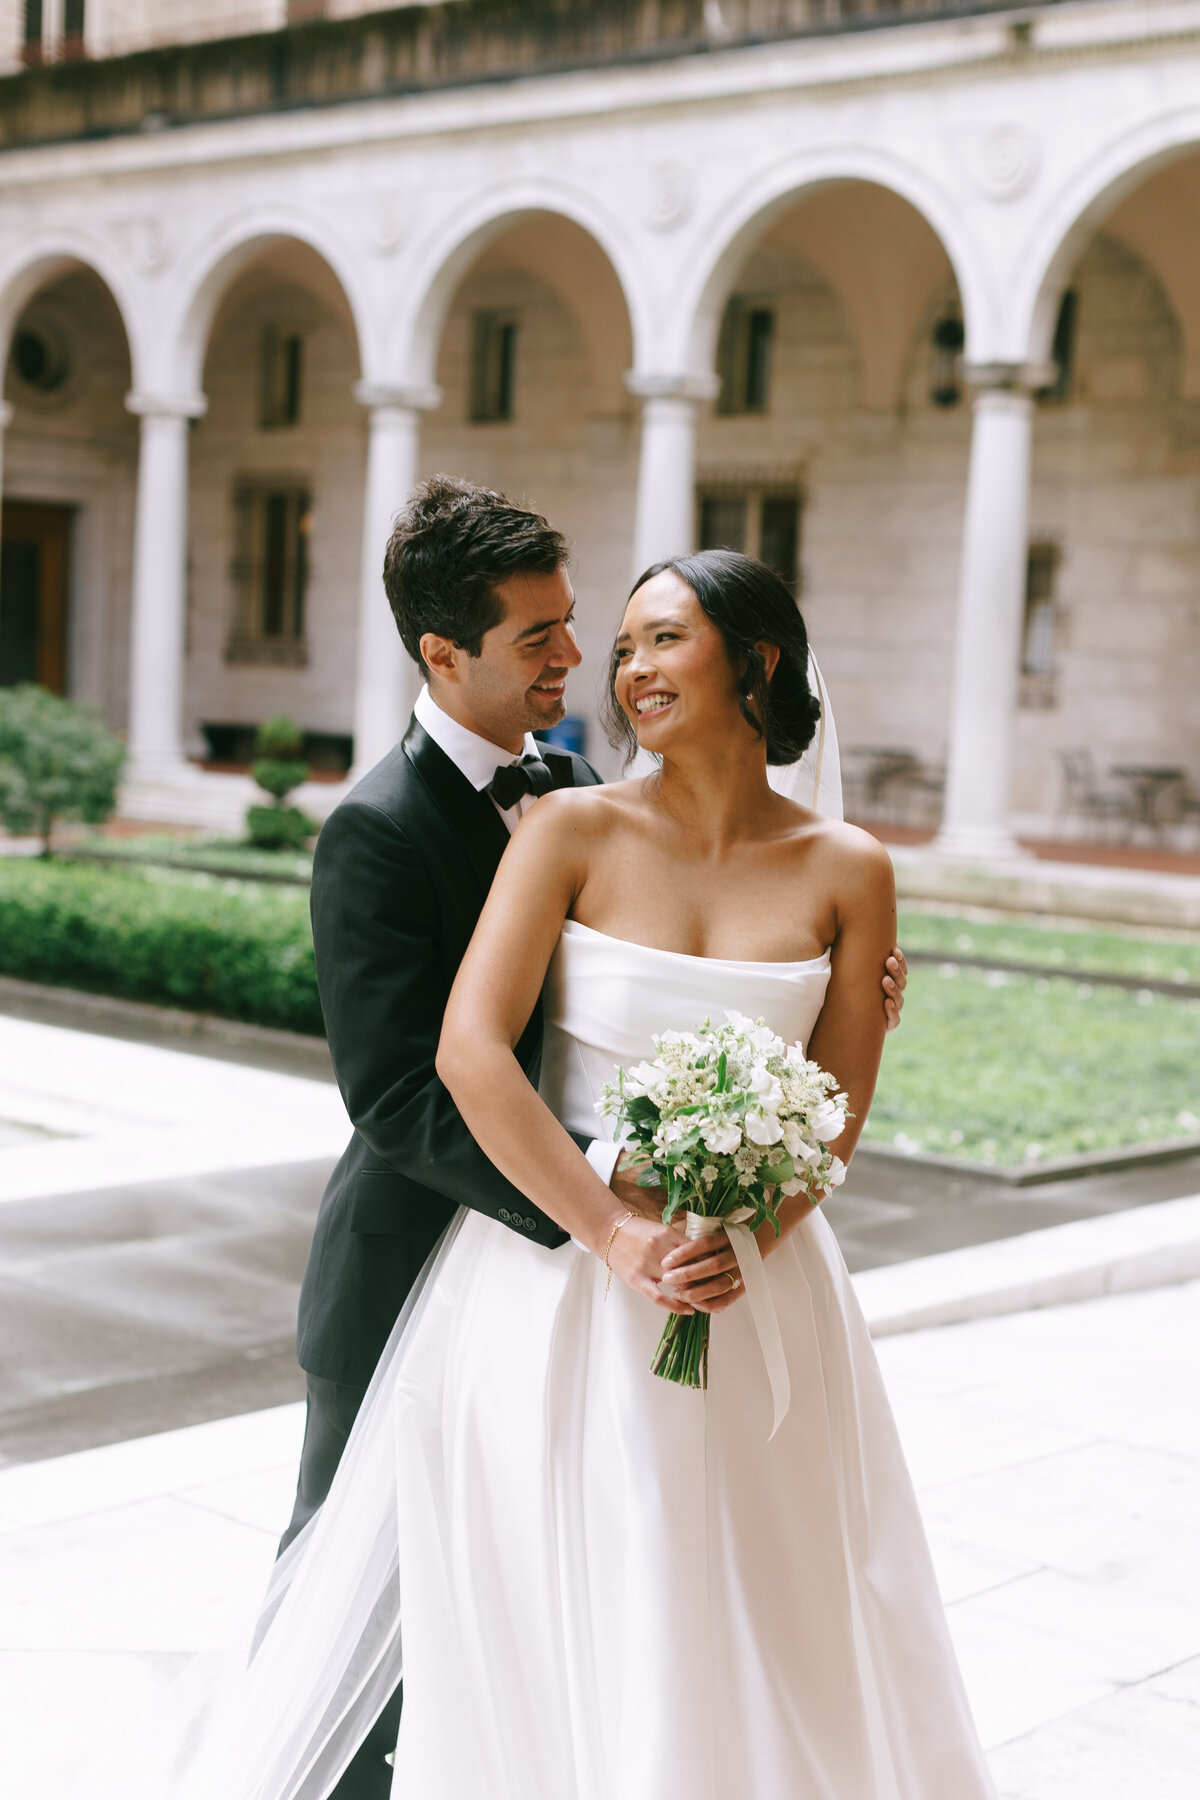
<box><xmin>884</xmin><ymin>947</ymin><xmax>908</xmax><ymax>1031</ymax></box>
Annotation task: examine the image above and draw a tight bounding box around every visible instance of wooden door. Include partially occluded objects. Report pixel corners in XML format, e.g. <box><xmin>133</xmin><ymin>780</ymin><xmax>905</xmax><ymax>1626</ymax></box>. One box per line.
<box><xmin>0</xmin><ymin>501</ymin><xmax>72</xmax><ymax>692</ymax></box>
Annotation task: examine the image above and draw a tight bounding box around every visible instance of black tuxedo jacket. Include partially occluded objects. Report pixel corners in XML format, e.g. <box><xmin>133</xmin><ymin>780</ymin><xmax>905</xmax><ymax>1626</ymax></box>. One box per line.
<box><xmin>296</xmin><ymin>717</ymin><xmax>603</xmax><ymax>1387</ymax></box>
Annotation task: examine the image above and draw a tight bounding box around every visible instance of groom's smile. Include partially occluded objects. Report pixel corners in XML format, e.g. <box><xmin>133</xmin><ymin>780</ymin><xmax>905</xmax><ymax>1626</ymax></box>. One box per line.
<box><xmin>457</xmin><ymin>565</ymin><xmax>582</xmax><ymax>751</ymax></box>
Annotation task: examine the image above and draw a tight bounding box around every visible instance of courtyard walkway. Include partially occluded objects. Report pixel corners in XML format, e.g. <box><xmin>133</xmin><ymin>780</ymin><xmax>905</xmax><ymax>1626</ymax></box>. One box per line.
<box><xmin>1</xmin><ymin>1008</ymin><xmax>1198</xmax><ymax>1799</ymax></box>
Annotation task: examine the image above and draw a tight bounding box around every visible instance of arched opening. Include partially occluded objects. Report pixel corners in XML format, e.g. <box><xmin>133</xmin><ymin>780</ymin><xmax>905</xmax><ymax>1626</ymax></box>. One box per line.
<box><xmin>419</xmin><ymin>210</ymin><xmax>637</xmax><ymax>774</ymax></box>
<box><xmin>692</xmin><ymin>180</ymin><xmax>966</xmax><ymax>828</ymax></box>
<box><xmin>185</xmin><ymin>237</ymin><xmax>365</xmax><ymax>776</ymax></box>
<box><xmin>1</xmin><ymin>261</ymin><xmax>135</xmax><ymax>720</ymax></box>
<box><xmin>1018</xmin><ymin>152</ymin><xmax>1200</xmax><ymax>844</ymax></box>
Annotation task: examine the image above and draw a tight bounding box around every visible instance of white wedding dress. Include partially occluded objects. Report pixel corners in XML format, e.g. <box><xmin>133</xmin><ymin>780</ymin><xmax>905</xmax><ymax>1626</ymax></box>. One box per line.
<box><xmin>131</xmin><ymin>918</ymin><xmax>996</xmax><ymax>1800</ymax></box>
<box><xmin>385</xmin><ymin>921</ymin><xmax>995</xmax><ymax>1799</ymax></box>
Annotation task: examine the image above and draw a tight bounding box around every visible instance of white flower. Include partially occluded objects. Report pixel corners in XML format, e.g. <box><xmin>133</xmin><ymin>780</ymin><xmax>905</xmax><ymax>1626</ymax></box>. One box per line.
<box><xmin>747</xmin><ymin>1064</ymin><xmax>785</xmax><ymax>1112</ymax></box>
<box><xmin>744</xmin><ymin>1109</ymin><xmax>784</xmax><ymax>1147</ymax></box>
<box><xmin>812</xmin><ymin>1098</ymin><xmax>846</xmax><ymax>1142</ymax></box>
<box><xmin>824</xmin><ymin>1156</ymin><xmax>847</xmax><ymax>1188</ymax></box>
<box><xmin>700</xmin><ymin>1164</ymin><xmax>719</xmax><ymax>1186</ymax></box>
<box><xmin>623</xmin><ymin>1061</ymin><xmax>660</xmax><ymax>1097</ymax></box>
<box><xmin>781</xmin><ymin>1119</ymin><xmax>819</xmax><ymax>1166</ymax></box>
<box><xmin>653</xmin><ymin>1120</ymin><xmax>686</xmax><ymax>1150</ymax></box>
<box><xmin>733</xmin><ymin>1143</ymin><xmax>760</xmax><ymax>1175</ymax></box>
<box><xmin>779</xmin><ymin>1176</ymin><xmax>807</xmax><ymax>1197</ymax></box>
<box><xmin>702</xmin><ymin>1121</ymin><xmax>742</xmax><ymax>1156</ymax></box>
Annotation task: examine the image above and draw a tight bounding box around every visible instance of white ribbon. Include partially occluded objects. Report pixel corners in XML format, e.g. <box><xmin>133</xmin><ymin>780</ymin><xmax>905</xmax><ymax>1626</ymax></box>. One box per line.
<box><xmin>683</xmin><ymin>1208</ymin><xmax>790</xmax><ymax>1440</ymax></box>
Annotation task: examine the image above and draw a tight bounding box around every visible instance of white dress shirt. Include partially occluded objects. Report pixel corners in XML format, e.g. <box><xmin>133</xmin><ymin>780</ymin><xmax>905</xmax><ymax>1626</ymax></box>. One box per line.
<box><xmin>413</xmin><ymin>684</ymin><xmax>542</xmax><ymax>833</ymax></box>
<box><xmin>413</xmin><ymin>685</ymin><xmax>620</xmax><ymax>1186</ymax></box>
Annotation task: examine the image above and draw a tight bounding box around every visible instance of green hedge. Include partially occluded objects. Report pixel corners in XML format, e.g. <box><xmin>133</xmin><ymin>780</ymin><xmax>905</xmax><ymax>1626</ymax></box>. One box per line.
<box><xmin>0</xmin><ymin>858</ymin><xmax>322</xmax><ymax>1035</ymax></box>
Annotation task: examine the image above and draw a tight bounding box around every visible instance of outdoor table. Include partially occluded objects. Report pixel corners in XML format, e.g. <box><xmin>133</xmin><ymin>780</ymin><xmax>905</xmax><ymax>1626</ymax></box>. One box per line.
<box><xmin>1109</xmin><ymin>764</ymin><xmax>1186</xmax><ymax>834</ymax></box>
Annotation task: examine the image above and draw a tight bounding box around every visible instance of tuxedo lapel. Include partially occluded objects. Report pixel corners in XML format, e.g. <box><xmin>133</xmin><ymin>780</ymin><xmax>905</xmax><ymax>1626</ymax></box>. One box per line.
<box><xmin>402</xmin><ymin>718</ymin><xmax>511</xmax><ymax>899</ymax></box>
<box><xmin>541</xmin><ymin>748</ymin><xmax>580</xmax><ymax>793</ymax></box>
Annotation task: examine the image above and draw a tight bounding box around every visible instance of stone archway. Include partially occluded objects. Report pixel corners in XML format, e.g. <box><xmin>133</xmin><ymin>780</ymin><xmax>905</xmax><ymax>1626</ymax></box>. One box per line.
<box><xmin>0</xmin><ymin>251</ymin><xmax>137</xmax><ymax>719</ymax></box>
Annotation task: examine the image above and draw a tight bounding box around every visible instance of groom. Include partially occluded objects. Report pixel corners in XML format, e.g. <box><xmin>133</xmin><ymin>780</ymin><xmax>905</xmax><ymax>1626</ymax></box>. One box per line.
<box><xmin>287</xmin><ymin>475</ymin><xmax>906</xmax><ymax>1796</ymax></box>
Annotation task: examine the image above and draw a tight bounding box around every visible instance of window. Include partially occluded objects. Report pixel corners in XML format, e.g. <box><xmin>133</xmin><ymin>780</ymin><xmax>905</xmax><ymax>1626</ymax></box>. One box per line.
<box><xmin>1020</xmin><ymin>541</ymin><xmax>1060</xmax><ymax>708</ymax></box>
<box><xmin>1038</xmin><ymin>291</ymin><xmax>1078</xmax><ymax>403</ymax></box>
<box><xmin>697</xmin><ymin>485</ymin><xmax>802</xmax><ymax>592</ymax></box>
<box><xmin>22</xmin><ymin>0</ymin><xmax>44</xmax><ymax>65</ymax></box>
<box><xmin>62</xmin><ymin>0</ymin><xmax>85</xmax><ymax>55</ymax></box>
<box><xmin>227</xmin><ymin>484</ymin><xmax>311</xmax><ymax>666</ymax></box>
<box><xmin>717</xmin><ymin>299</ymin><xmax>775</xmax><ymax>415</ymax></box>
<box><xmin>260</xmin><ymin>327</ymin><xmax>304</xmax><ymax>430</ymax></box>
<box><xmin>11</xmin><ymin>325</ymin><xmax>69</xmax><ymax>394</ymax></box>
<box><xmin>470</xmin><ymin>311</ymin><xmax>518</xmax><ymax>423</ymax></box>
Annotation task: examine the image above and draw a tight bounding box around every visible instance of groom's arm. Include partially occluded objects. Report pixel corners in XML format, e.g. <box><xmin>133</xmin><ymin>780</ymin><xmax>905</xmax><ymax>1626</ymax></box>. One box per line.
<box><xmin>311</xmin><ymin>799</ymin><xmax>569</xmax><ymax>1247</ymax></box>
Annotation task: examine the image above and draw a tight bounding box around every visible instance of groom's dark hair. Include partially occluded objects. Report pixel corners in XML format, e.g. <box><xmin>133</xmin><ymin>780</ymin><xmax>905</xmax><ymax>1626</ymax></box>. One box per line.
<box><xmin>384</xmin><ymin>475</ymin><xmax>569</xmax><ymax>676</ymax></box>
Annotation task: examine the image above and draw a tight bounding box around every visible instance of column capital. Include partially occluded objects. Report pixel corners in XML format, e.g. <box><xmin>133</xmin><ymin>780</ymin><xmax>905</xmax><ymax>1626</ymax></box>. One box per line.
<box><xmin>962</xmin><ymin>361</ymin><xmax>1055</xmax><ymax>399</ymax></box>
<box><xmin>353</xmin><ymin>381</ymin><xmax>443</xmax><ymax>416</ymax></box>
<box><xmin>125</xmin><ymin>389</ymin><xmax>207</xmax><ymax>421</ymax></box>
<box><xmin>0</xmin><ymin>400</ymin><xmax>12</xmax><ymax>431</ymax></box>
<box><xmin>623</xmin><ymin>370</ymin><xmax>721</xmax><ymax>406</ymax></box>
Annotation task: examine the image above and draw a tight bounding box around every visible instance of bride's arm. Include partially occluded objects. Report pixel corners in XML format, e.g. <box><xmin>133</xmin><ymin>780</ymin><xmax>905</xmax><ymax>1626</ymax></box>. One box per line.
<box><xmin>436</xmin><ymin>792</ymin><xmax>697</xmax><ymax>1312</ymax></box>
<box><xmin>778</xmin><ymin>833</ymin><xmax>896</xmax><ymax>1244</ymax></box>
<box><xmin>670</xmin><ymin>831</ymin><xmax>896</xmax><ymax>1287</ymax></box>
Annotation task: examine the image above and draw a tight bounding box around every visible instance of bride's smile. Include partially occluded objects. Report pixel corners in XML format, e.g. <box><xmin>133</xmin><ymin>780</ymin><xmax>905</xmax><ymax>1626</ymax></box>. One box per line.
<box><xmin>613</xmin><ymin>568</ymin><xmax>780</xmax><ymax>765</ymax></box>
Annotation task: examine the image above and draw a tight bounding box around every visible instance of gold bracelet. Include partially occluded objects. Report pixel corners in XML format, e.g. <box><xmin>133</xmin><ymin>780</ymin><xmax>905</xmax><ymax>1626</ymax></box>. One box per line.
<box><xmin>602</xmin><ymin>1211</ymin><xmax>635</xmax><ymax>1299</ymax></box>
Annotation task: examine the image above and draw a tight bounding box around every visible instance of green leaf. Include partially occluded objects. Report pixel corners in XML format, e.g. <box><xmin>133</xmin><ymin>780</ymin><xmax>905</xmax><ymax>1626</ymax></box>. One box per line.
<box><xmin>759</xmin><ymin>1154</ymin><xmax>794</xmax><ymax>1186</ymax></box>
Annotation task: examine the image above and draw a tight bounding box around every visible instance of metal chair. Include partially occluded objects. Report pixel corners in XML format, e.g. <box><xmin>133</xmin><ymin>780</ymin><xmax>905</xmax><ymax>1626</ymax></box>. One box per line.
<box><xmin>1172</xmin><ymin>779</ymin><xmax>1200</xmax><ymax>850</ymax></box>
<box><xmin>1056</xmin><ymin>749</ymin><xmax>1130</xmax><ymax>841</ymax></box>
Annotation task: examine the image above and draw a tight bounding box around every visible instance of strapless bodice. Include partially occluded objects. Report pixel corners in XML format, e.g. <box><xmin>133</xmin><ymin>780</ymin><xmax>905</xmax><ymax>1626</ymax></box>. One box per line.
<box><xmin>539</xmin><ymin>920</ymin><xmax>832</xmax><ymax>1142</ymax></box>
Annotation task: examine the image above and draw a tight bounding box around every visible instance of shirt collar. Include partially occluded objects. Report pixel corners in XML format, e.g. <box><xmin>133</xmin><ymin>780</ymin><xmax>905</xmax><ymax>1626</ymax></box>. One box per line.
<box><xmin>414</xmin><ymin>685</ymin><xmax>542</xmax><ymax>792</ymax></box>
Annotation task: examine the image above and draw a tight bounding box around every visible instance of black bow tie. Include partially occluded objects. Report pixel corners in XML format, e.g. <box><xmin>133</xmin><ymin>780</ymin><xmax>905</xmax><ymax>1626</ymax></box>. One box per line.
<box><xmin>488</xmin><ymin>754</ymin><xmax>555</xmax><ymax>810</ymax></box>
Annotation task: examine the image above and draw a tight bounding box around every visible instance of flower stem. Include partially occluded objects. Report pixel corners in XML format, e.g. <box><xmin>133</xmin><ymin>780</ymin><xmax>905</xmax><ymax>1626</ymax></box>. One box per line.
<box><xmin>651</xmin><ymin>1313</ymin><xmax>710</xmax><ymax>1390</ymax></box>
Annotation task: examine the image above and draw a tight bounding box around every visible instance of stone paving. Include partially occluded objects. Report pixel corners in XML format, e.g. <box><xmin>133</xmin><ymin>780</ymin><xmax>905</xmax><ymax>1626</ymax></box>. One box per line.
<box><xmin>1</xmin><ymin>1279</ymin><xmax>1197</xmax><ymax>1799</ymax></box>
<box><xmin>2</xmin><ymin>1007</ymin><xmax>1199</xmax><ymax>1797</ymax></box>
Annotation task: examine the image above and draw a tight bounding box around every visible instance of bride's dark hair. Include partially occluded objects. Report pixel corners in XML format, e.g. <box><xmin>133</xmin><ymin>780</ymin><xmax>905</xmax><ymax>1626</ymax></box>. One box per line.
<box><xmin>603</xmin><ymin>548</ymin><xmax>822</xmax><ymax>768</ymax></box>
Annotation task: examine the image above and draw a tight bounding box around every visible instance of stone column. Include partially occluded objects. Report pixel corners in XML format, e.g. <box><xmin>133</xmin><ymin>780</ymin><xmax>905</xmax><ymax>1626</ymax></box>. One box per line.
<box><xmin>124</xmin><ymin>390</ymin><xmax>207</xmax><ymax>781</ymax></box>
<box><xmin>625</xmin><ymin>373</ymin><xmax>720</xmax><ymax>579</ymax></box>
<box><xmin>351</xmin><ymin>383</ymin><xmax>441</xmax><ymax>778</ymax></box>
<box><xmin>935</xmin><ymin>368</ymin><xmax>1043</xmax><ymax>861</ymax></box>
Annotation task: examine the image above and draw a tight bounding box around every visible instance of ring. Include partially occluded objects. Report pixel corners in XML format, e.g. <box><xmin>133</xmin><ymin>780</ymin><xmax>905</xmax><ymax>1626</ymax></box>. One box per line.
<box><xmin>726</xmin><ymin>1272</ymin><xmax>740</xmax><ymax>1292</ymax></box>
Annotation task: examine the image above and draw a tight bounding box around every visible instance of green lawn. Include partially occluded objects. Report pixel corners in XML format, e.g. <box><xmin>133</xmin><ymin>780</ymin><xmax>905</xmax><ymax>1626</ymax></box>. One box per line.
<box><xmin>897</xmin><ymin>906</ymin><xmax>1200</xmax><ymax>986</ymax></box>
<box><xmin>868</xmin><ymin>960</ymin><xmax>1200</xmax><ymax>1166</ymax></box>
<box><xmin>2</xmin><ymin>861</ymin><xmax>1195</xmax><ymax>1167</ymax></box>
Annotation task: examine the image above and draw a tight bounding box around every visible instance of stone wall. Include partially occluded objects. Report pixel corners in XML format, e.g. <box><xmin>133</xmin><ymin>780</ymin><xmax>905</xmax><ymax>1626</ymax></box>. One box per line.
<box><xmin>1</xmin><ymin>268</ymin><xmax>137</xmax><ymax>724</ymax></box>
<box><xmin>187</xmin><ymin>265</ymin><xmax>366</xmax><ymax>753</ymax></box>
<box><xmin>1021</xmin><ymin>233</ymin><xmax>1200</xmax><ymax>823</ymax></box>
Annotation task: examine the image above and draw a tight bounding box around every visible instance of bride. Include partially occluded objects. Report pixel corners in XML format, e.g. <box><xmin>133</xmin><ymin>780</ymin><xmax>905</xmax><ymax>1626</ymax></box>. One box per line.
<box><xmin>163</xmin><ymin>549</ymin><xmax>995</xmax><ymax>1800</ymax></box>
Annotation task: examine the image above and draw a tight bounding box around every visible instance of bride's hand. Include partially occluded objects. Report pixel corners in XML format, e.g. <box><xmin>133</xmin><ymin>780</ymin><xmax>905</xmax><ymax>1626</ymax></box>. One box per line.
<box><xmin>657</xmin><ymin>1229</ymin><xmax>744</xmax><ymax>1315</ymax></box>
<box><xmin>606</xmin><ymin>1217</ymin><xmax>698</xmax><ymax>1313</ymax></box>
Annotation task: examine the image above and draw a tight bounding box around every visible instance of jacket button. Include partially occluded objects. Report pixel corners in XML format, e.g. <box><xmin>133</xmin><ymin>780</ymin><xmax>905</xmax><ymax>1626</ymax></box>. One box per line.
<box><xmin>499</xmin><ymin>1208</ymin><xmax>511</xmax><ymax>1224</ymax></box>
<box><xmin>524</xmin><ymin>1216</ymin><xmax>536</xmax><ymax>1233</ymax></box>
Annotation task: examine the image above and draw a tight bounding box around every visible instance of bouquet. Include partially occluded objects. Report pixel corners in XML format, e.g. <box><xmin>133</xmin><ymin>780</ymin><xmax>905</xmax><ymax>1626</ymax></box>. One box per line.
<box><xmin>597</xmin><ymin>1010</ymin><xmax>850</xmax><ymax>1402</ymax></box>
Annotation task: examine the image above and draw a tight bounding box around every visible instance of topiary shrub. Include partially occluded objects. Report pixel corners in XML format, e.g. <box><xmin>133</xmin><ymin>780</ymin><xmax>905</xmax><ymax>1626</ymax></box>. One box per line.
<box><xmin>247</xmin><ymin>714</ymin><xmax>316</xmax><ymax>851</ymax></box>
<box><xmin>0</xmin><ymin>684</ymin><xmax>126</xmax><ymax>855</ymax></box>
